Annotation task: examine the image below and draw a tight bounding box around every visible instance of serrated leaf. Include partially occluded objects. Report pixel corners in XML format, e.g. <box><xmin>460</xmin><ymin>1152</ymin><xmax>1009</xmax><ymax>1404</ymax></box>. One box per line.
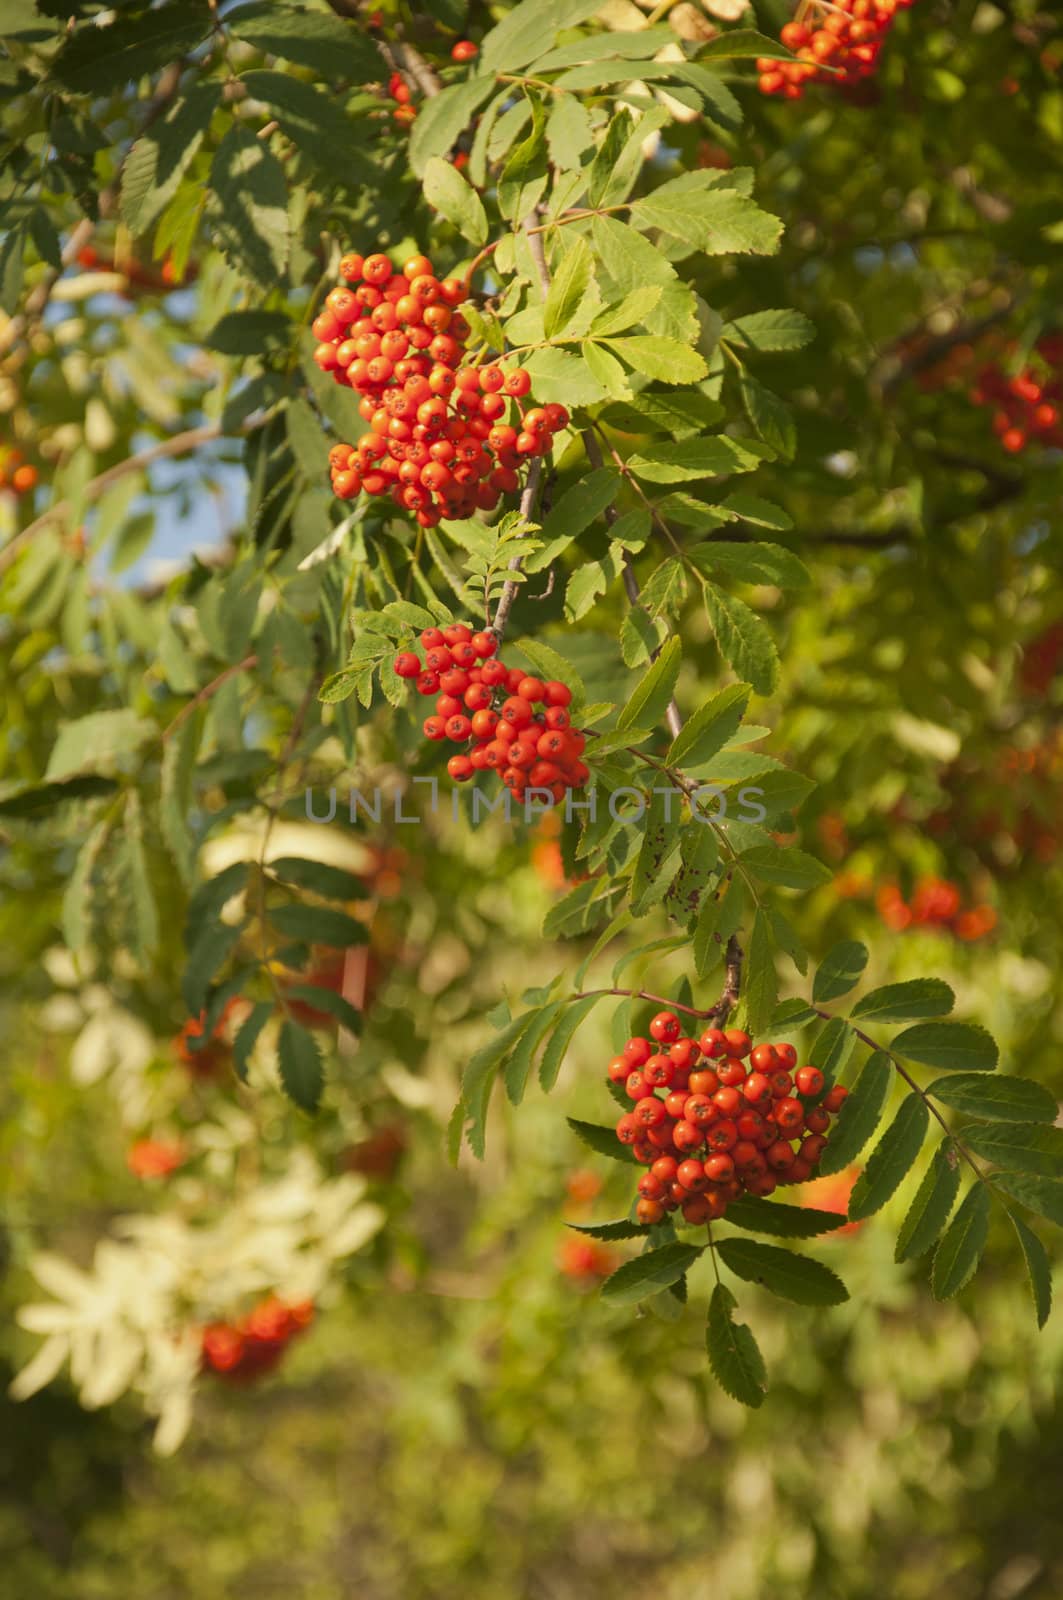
<box><xmin>809</xmin><ymin>1016</ymin><xmax>857</xmax><ymax>1081</ymax></box>
<box><xmin>743</xmin><ymin>909</ymin><xmax>777</xmax><ymax>1037</ymax></box>
<box><xmin>603</xmin><ymin>335</ymin><xmax>707</xmax><ymax>385</ymax></box>
<box><xmin>232</xmin><ymin>1000</ymin><xmax>272</xmax><ymax>1082</ymax></box>
<box><xmin>182</xmin><ymin>921</ymin><xmax>244</xmax><ymax>1015</ymax></box>
<box><xmin>812</xmin><ymin>941</ymin><xmax>869</xmax><ymax>1005</ymax></box>
<box><xmin>601</xmin><ymin>1241</ymin><xmax>704</xmax><ymax>1306</ymax></box>
<box><xmin>631</xmin><ymin>177</ymin><xmax>781</xmax><ymax>256</ymax></box>
<box><xmin>408</xmin><ymin>76</ymin><xmax>498</xmax><ymax>176</ymax></box>
<box><xmin>45</xmin><ymin>709</ymin><xmax>155</xmax><ymax>781</ymax></box>
<box><xmin>891</xmin><ymin>1021</ymin><xmax>999</xmax><ymax>1074</ymax></box>
<box><xmin>544</xmin><ymin>235</ymin><xmax>594</xmax><ymax>339</ymax></box>
<box><xmin>539</xmin><ymin>995</ymin><xmax>601</xmax><ymax>1092</ymax></box>
<box><xmin>738</xmin><ymin>845</ymin><xmax>831</xmax><ymax>890</ymax></box>
<box><xmin>688</xmin><ymin>539</ymin><xmax>808</xmax><ymax>590</ymax></box>
<box><xmin>722</xmin><ymin>309</ymin><xmax>816</xmax><ymax>352</ymax></box>
<box><xmin>667</xmin><ymin>684</ymin><xmax>751</xmax><ymax>773</ymax></box>
<box><xmin>931</xmin><ymin>1184</ymin><xmax>989</xmax><ymax>1300</ymax></box>
<box><xmin>267</xmin><ymin>856</ymin><xmax>364</xmax><ymax>901</ymax></box>
<box><xmin>543</xmin><ymin>877</ymin><xmax>625</xmax><ymax>939</ymax></box>
<box><xmin>992</xmin><ymin>1173</ymin><xmax>1063</xmax><ymax>1227</ymax></box>
<box><xmin>567</xmin><ymin>1117</ymin><xmax>639</xmax><ymax>1166</ymax></box>
<box><xmin>706</xmin><ymin>1284</ymin><xmax>767</xmax><ymax>1407</ymax></box>
<box><xmin>819</xmin><ymin>1051</ymin><xmax>892</xmax><ymax>1177</ymax></box>
<box><xmin>277</xmin><ymin>1020</ymin><xmax>324</xmax><ymax>1112</ymax></box>
<box><xmin>423</xmin><ymin>155</ymin><xmax>488</xmax><ymax>246</ymax></box>
<box><xmin>895</xmin><ymin>1142</ymin><xmax>961</xmax><ymax>1262</ymax></box>
<box><xmin>0</xmin><ymin>774</ymin><xmax>118</xmax><ymax>818</ymax></box>
<box><xmin>462</xmin><ymin>1012</ymin><xmax>539</xmax><ymax>1159</ymax></box>
<box><xmin>716</xmin><ymin>1238</ymin><xmax>848</xmax><ymax>1306</ymax></box>
<box><xmin>505</xmin><ymin>1002</ymin><xmax>565</xmax><ymax>1103</ymax></box>
<box><xmin>739</xmin><ymin>373</ymin><xmax>795</xmax><ymax>462</ymax></box>
<box><xmin>591</xmin><ymin>215</ymin><xmax>697</xmax><ymax>345</ymax></box>
<box><xmin>568</xmin><ymin>1219</ymin><xmax>649</xmax><ymax>1241</ymax></box>
<box><xmin>268</xmin><ymin>903</ymin><xmax>368</xmax><ymax>948</ymax></box>
<box><xmin>616</xmin><ymin>635</ymin><xmax>681</xmax><ymax>732</ymax></box>
<box><xmin>120</xmin><ymin>84</ymin><xmax>219</xmax><ymax>235</ymax></box>
<box><xmin>699</xmin><ymin>27</ymin><xmax>797</xmax><ymax>60</ymax></box>
<box><xmin>523</xmin><ymin>469</ymin><xmax>619</xmax><ymax>572</ymax></box>
<box><xmin>52</xmin><ymin>2</ymin><xmax>212</xmax><ymax>95</ymax></box>
<box><xmin>1010</xmin><ymin>1212</ymin><xmax>1052</xmax><ymax>1328</ymax></box>
<box><xmin>588</xmin><ymin>286</ymin><xmax>662</xmax><ymax>338</ymax></box>
<box><xmin>724</xmin><ymin>1196</ymin><xmax>849</xmax><ymax>1238</ymax></box>
<box><xmin>284</xmin><ymin>985</ymin><xmax>361</xmax><ymax>1036</ymax></box>
<box><xmin>631</xmin><ymin>790</ymin><xmax>683</xmax><ymax>915</ymax></box>
<box><xmin>210</xmin><ymin>124</ymin><xmax>288</xmax><ymax>287</ymax></box>
<box><xmin>226</xmin><ymin>2</ymin><xmax>382</xmax><ymax>81</ymax></box>
<box><xmin>928</xmin><ymin>1074</ymin><xmax>1058</xmax><ymax>1124</ymax></box>
<box><xmin>628</xmin><ymin>437</ymin><xmax>764</xmax><ymax>484</ymax></box>
<box><xmin>963</xmin><ymin>1122</ymin><xmax>1063</xmax><ymax>1177</ymax></box>
<box><xmin>702</xmin><ymin>583</ymin><xmax>779</xmax><ymax>696</ymax></box>
<box><xmin>847</xmin><ymin>1092</ymin><xmax>930</xmax><ymax>1221</ymax></box>
<box><xmin>851</xmin><ymin>979</ymin><xmax>956</xmax><ymax>1024</ymax></box>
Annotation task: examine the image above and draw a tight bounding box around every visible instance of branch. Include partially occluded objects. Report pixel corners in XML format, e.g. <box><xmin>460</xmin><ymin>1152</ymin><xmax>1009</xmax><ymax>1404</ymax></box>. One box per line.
<box><xmin>161</xmin><ymin>656</ymin><xmax>259</xmax><ymax>742</ymax></box>
<box><xmin>0</xmin><ymin>420</ymin><xmax>260</xmax><ymax>577</ymax></box>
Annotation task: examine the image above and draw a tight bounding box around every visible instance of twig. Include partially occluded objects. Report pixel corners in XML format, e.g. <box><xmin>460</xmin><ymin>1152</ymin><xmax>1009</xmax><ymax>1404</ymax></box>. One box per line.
<box><xmin>161</xmin><ymin>656</ymin><xmax>259</xmax><ymax>742</ymax></box>
<box><xmin>0</xmin><ymin>421</ymin><xmax>255</xmax><ymax>577</ymax></box>
<box><xmin>570</xmin><ymin>968</ymin><xmax>741</xmax><ymax>1022</ymax></box>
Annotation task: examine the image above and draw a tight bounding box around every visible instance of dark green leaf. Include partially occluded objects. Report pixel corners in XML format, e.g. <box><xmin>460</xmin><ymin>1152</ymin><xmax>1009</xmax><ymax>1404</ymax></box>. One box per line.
<box><xmin>851</xmin><ymin>979</ymin><xmax>956</xmax><ymax>1024</ymax></box>
<box><xmin>847</xmin><ymin>1092</ymin><xmax>929</xmax><ymax>1221</ymax></box>
<box><xmin>539</xmin><ymin>995</ymin><xmax>601</xmax><ymax>1091</ymax></box>
<box><xmin>52</xmin><ymin>2</ymin><xmax>212</xmax><ymax>94</ymax></box>
<box><xmin>1010</xmin><ymin>1212</ymin><xmax>1052</xmax><ymax>1328</ymax></box>
<box><xmin>891</xmin><ymin>1021</ymin><xmax>999</xmax><ymax>1074</ymax></box>
<box><xmin>895</xmin><ymin>1141</ymin><xmax>961</xmax><ymax>1262</ymax></box>
<box><xmin>963</xmin><ymin>1122</ymin><xmax>1063</xmax><ymax>1177</ymax></box>
<box><xmin>567</xmin><ymin>1219</ymin><xmax>649</xmax><ymax>1241</ymax></box>
<box><xmin>706</xmin><ymin>1284</ymin><xmax>767</xmax><ymax>1407</ymax></box>
<box><xmin>819</xmin><ymin>1051</ymin><xmax>892</xmax><ymax>1177</ymax></box>
<box><xmin>210</xmin><ymin>125</ymin><xmax>288</xmax><ymax>287</ymax></box>
<box><xmin>723</xmin><ymin>1196</ymin><xmax>849</xmax><ymax>1238</ymax></box>
<box><xmin>268</xmin><ymin>903</ymin><xmax>368</xmax><ymax>948</ymax></box>
<box><xmin>812</xmin><ymin>941</ymin><xmax>869</xmax><ymax>1005</ymax></box>
<box><xmin>928</xmin><ymin>1074</ymin><xmax>1058</xmax><ymax>1124</ymax></box>
<box><xmin>267</xmin><ymin>856</ymin><xmax>365</xmax><ymax>901</ymax></box>
<box><xmin>716</xmin><ymin>1238</ymin><xmax>848</xmax><ymax>1306</ymax></box>
<box><xmin>277</xmin><ymin>1019</ymin><xmax>325</xmax><ymax>1113</ymax></box>
<box><xmin>226</xmin><ymin>2</ymin><xmax>382</xmax><ymax>81</ymax></box>
<box><xmin>931</xmin><ymin>1184</ymin><xmax>990</xmax><ymax>1299</ymax></box>
<box><xmin>993</xmin><ymin>1173</ymin><xmax>1063</xmax><ymax>1228</ymax></box>
<box><xmin>616</xmin><ymin>635</ymin><xmax>681</xmax><ymax>732</ymax></box>
<box><xmin>601</xmin><ymin>1241</ymin><xmax>704</xmax><ymax>1306</ymax></box>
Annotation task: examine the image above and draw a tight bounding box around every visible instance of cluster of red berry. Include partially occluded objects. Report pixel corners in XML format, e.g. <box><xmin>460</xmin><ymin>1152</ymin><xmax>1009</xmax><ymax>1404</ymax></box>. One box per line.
<box><xmin>385</xmin><ymin>40</ymin><xmax>477</xmax><ymax>124</ymax></box>
<box><xmin>200</xmin><ymin>1297</ymin><xmax>314</xmax><ymax>1383</ymax></box>
<box><xmin>316</xmin><ymin>250</ymin><xmax>567</xmax><ymax>528</ymax></box>
<box><xmin>75</xmin><ymin>243</ymin><xmax>190</xmax><ymax>291</ymax></box>
<box><xmin>876</xmin><ymin>877</ymin><xmax>997</xmax><ymax>942</ymax></box>
<box><xmin>758</xmin><ymin>0</ymin><xmax>915</xmax><ymax>99</ymax></box>
<box><xmin>610</xmin><ymin>1015</ymin><xmax>849</xmax><ymax>1225</ymax></box>
<box><xmin>969</xmin><ymin>335</ymin><xmax>1063</xmax><ymax>454</ymax></box>
<box><xmin>0</xmin><ymin>446</ymin><xmax>38</xmax><ymax>496</ymax></box>
<box><xmin>393</xmin><ymin>621</ymin><xmax>589</xmax><ymax>803</ymax></box>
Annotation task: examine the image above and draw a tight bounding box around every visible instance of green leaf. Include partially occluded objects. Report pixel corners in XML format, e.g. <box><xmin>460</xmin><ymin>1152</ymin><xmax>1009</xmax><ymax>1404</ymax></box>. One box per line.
<box><xmin>809</xmin><ymin>1016</ymin><xmax>857</xmax><ymax>1081</ymax></box>
<box><xmin>716</xmin><ymin>1238</ymin><xmax>848</xmax><ymax>1306</ymax></box>
<box><xmin>850</xmin><ymin>979</ymin><xmax>956</xmax><ymax>1024</ymax></box>
<box><xmin>632</xmin><ymin>179</ymin><xmax>782</xmax><ymax>256</ymax></box>
<box><xmin>0</xmin><ymin>774</ymin><xmax>118</xmax><ymax>819</ymax></box>
<box><xmin>891</xmin><ymin>1022</ymin><xmax>999</xmax><ymax>1074</ymax></box>
<box><xmin>588</xmin><ymin>287</ymin><xmax>662</xmax><ymax>338</ymax></box>
<box><xmin>963</xmin><ymin>1122</ymin><xmax>1063</xmax><ymax>1177</ymax></box>
<box><xmin>283</xmin><ymin>985</ymin><xmax>361</xmax><ymax>1036</ymax></box>
<box><xmin>812</xmin><ymin>941</ymin><xmax>869</xmax><ymax>1005</ymax></box>
<box><xmin>423</xmin><ymin>155</ymin><xmax>488</xmax><ymax>246</ymax></box>
<box><xmin>408</xmin><ymin>77</ymin><xmax>498</xmax><ymax>176</ymax></box>
<box><xmin>45</xmin><ymin>709</ymin><xmax>155</xmax><ymax>781</ymax></box>
<box><xmin>539</xmin><ymin>995</ymin><xmax>601</xmax><ymax>1092</ymax></box>
<box><xmin>523</xmin><ymin>468</ymin><xmax>619</xmax><ymax>572</ymax></box>
<box><xmin>62</xmin><ymin>819</ymin><xmax>109</xmax><ymax>952</ymax></box>
<box><xmin>601</xmin><ymin>391</ymin><xmax>724</xmax><ymax>440</ymax></box>
<box><xmin>232</xmin><ymin>1001</ymin><xmax>272</xmax><ymax>1082</ymax></box>
<box><xmin>699</xmin><ymin>27</ymin><xmax>797</xmax><ymax>61</ymax></box>
<box><xmin>481</xmin><ymin>0</ymin><xmax>601</xmax><ymax>72</ymax></box>
<box><xmin>545</xmin><ymin>93</ymin><xmax>594</xmax><ymax>170</ymax></box>
<box><xmin>993</xmin><ymin>1173</ymin><xmax>1063</xmax><ymax>1228</ymax></box>
<box><xmin>631</xmin><ymin>790</ymin><xmax>683</xmax><ymax>915</ymax></box>
<box><xmin>277</xmin><ymin>1020</ymin><xmax>325</xmax><ymax>1113</ymax></box>
<box><xmin>818</xmin><ymin>1051</ymin><xmax>892</xmax><ymax>1177</ymax></box>
<box><xmin>894</xmin><ymin>1142</ymin><xmax>961</xmax><ymax>1262</ymax></box>
<box><xmin>566</xmin><ymin>1117</ymin><xmax>639</xmax><ymax>1166</ymax></box>
<box><xmin>688</xmin><ymin>538</ymin><xmax>807</xmax><ymax>588</ymax></box>
<box><xmin>603</xmin><ymin>335</ymin><xmax>708</xmax><ymax>385</ymax></box>
<box><xmin>724</xmin><ymin>1196</ymin><xmax>849</xmax><ymax>1239</ymax></box>
<box><xmin>591</xmin><ymin>215</ymin><xmax>697</xmax><ymax>345</ymax></box>
<box><xmin>206</xmin><ymin>310</ymin><xmax>291</xmax><ymax>356</ymax></box>
<box><xmin>706</xmin><ymin>1284</ymin><xmax>767</xmax><ymax>1408</ymax></box>
<box><xmin>120</xmin><ymin>84</ymin><xmax>220</xmax><ymax>236</ymax></box>
<box><xmin>743</xmin><ymin>910</ymin><xmax>777</xmax><ymax>1037</ymax></box>
<box><xmin>182</xmin><ymin>922</ymin><xmax>244</xmax><ymax>1015</ymax></box>
<box><xmin>210</xmin><ymin>125</ymin><xmax>288</xmax><ymax>287</ymax></box>
<box><xmin>722</xmin><ymin>309</ymin><xmax>816</xmax><ymax>352</ymax></box>
<box><xmin>267</xmin><ymin>856</ymin><xmax>365</xmax><ymax>901</ymax></box>
<box><xmin>702</xmin><ymin>583</ymin><xmax>779</xmax><ymax>696</ymax></box>
<box><xmin>498</xmin><ymin>92</ymin><xmax>548</xmax><ymax>223</ymax></box>
<box><xmin>847</xmin><ymin>1093</ymin><xmax>930</xmax><ymax>1221</ymax></box>
<box><xmin>739</xmin><ymin>373</ymin><xmax>795</xmax><ymax>462</ymax></box>
<box><xmin>543</xmin><ymin>877</ymin><xmax>625</xmax><ymax>939</ymax></box>
<box><xmin>628</xmin><ymin>437</ymin><xmax>764</xmax><ymax>484</ymax></box>
<box><xmin>52</xmin><ymin>1</ymin><xmax>212</xmax><ymax>94</ymax></box>
<box><xmin>240</xmin><ymin>70</ymin><xmax>367</xmax><ymax>177</ymax></box>
<box><xmin>226</xmin><ymin>2</ymin><xmax>382</xmax><ymax>81</ymax></box>
<box><xmin>543</xmin><ymin>236</ymin><xmax>594</xmax><ymax>339</ymax></box>
<box><xmin>601</xmin><ymin>1242</ymin><xmax>704</xmax><ymax>1306</ymax></box>
<box><xmin>567</xmin><ymin>1219</ymin><xmax>649</xmax><ymax>1242</ymax></box>
<box><xmin>927</xmin><ymin>1074</ymin><xmax>1058</xmax><ymax>1124</ymax></box>
<box><xmin>462</xmin><ymin>1013</ymin><xmax>539</xmax><ymax>1158</ymax></box>
<box><xmin>268</xmin><ymin>904</ymin><xmax>368</xmax><ymax>948</ymax></box>
<box><xmin>504</xmin><ymin>1002</ymin><xmax>565</xmax><ymax>1104</ymax></box>
<box><xmin>738</xmin><ymin>845</ymin><xmax>831</xmax><ymax>890</ymax></box>
<box><xmin>931</xmin><ymin>1184</ymin><xmax>990</xmax><ymax>1300</ymax></box>
<box><xmin>123</xmin><ymin>792</ymin><xmax>158</xmax><ymax>960</ymax></box>
<box><xmin>1010</xmin><ymin>1212</ymin><xmax>1052</xmax><ymax>1328</ymax></box>
<box><xmin>616</xmin><ymin>635</ymin><xmax>681</xmax><ymax>732</ymax></box>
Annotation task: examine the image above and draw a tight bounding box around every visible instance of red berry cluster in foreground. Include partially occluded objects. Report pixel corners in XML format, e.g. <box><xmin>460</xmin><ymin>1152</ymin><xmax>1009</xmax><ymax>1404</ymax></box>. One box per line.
<box><xmin>200</xmin><ymin>1297</ymin><xmax>314</xmax><ymax>1383</ymax></box>
<box><xmin>316</xmin><ymin>250</ymin><xmax>567</xmax><ymax>527</ymax></box>
<box><xmin>969</xmin><ymin>335</ymin><xmax>1063</xmax><ymax>454</ymax></box>
<box><xmin>393</xmin><ymin>622</ymin><xmax>589</xmax><ymax>804</ymax></box>
<box><xmin>758</xmin><ymin>0</ymin><xmax>915</xmax><ymax>99</ymax></box>
<box><xmin>611</xmin><ymin>1015</ymin><xmax>849</xmax><ymax>1226</ymax></box>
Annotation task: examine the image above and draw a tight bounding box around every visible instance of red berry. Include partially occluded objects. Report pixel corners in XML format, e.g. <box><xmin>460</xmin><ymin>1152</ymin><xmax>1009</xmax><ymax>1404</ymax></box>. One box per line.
<box><xmin>723</xmin><ymin>1028</ymin><xmax>752</xmax><ymax>1058</ymax></box>
<box><xmin>623</xmin><ymin>1037</ymin><xmax>652</xmax><ymax>1066</ymax></box>
<box><xmin>795</xmin><ymin>1066</ymin><xmax>825</xmax><ymax>1097</ymax></box>
<box><xmin>393</xmin><ymin>651</ymin><xmax>421</xmax><ymax>678</ymax></box>
<box><xmin>451</xmin><ymin>39</ymin><xmax>478</xmax><ymax>62</ymax></box>
<box><xmin>649</xmin><ymin>1011</ymin><xmax>681</xmax><ymax>1044</ymax></box>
